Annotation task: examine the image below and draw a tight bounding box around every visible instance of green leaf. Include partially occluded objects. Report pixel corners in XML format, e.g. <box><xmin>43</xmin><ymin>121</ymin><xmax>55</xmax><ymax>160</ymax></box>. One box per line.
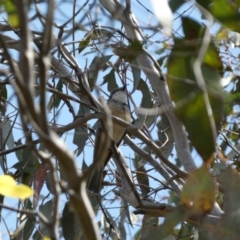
<box><xmin>10</xmin><ymin>200</ymin><xmax>35</xmax><ymax>240</ymax></box>
<box><xmin>81</xmin><ymin>157</ymin><xmax>88</xmax><ymax>171</ymax></box>
<box><xmin>167</xmin><ymin>17</ymin><xmax>224</xmax><ymax>161</ymax></box>
<box><xmin>78</xmin><ymin>28</ymin><xmax>113</xmax><ymax>53</ymax></box>
<box><xmin>56</xmin><ymin>78</ymin><xmax>63</xmax><ymax>95</ymax></box>
<box><xmin>196</xmin><ymin>0</ymin><xmax>211</xmax><ymax>9</ymax></box>
<box><xmin>130</xmin><ymin>59</ymin><xmax>141</xmax><ymax>93</ymax></box>
<box><xmin>148</xmin><ymin>205</ymin><xmax>191</xmax><ymax>239</ymax></box>
<box><xmin>213</xmin><ymin>167</ymin><xmax>240</xmax><ymax>239</ymax></box>
<box><xmin>182</xmin><ymin>16</ymin><xmax>204</xmax><ymax>40</ymax></box>
<box><xmin>0</xmin><ymin>84</ymin><xmax>7</xmax><ymax>115</ymax></box>
<box><xmin>112</xmin><ymin>40</ymin><xmax>143</xmax><ymax>62</ymax></box>
<box><xmin>12</xmin><ymin>143</ymin><xmax>40</xmax><ymax>185</ymax></box>
<box><xmin>15</xmin><ymin>138</ymin><xmax>23</xmax><ymax>161</ymax></box>
<box><xmin>197</xmin><ymin>0</ymin><xmax>240</xmax><ymax>32</ymax></box>
<box><xmin>88</xmin><ymin>194</ymin><xmax>100</xmax><ymax>214</ymax></box>
<box><xmin>140</xmin><ymin>216</ymin><xmax>158</xmax><ymax>240</ymax></box>
<box><xmin>204</xmin><ymin>43</ymin><xmax>223</xmax><ymax>70</ymax></box>
<box><xmin>134</xmin><ymin>79</ymin><xmax>152</xmax><ymax>128</ymax></box>
<box><xmin>47</xmin><ymin>79</ymin><xmax>63</xmax><ymax>112</ymax></box>
<box><xmin>12</xmin><ymin>161</ymin><xmax>37</xmax><ymax>174</ymax></box>
<box><xmin>88</xmin><ymin>55</ymin><xmax>112</xmax><ymax>87</ymax></box>
<box><xmin>133</xmin><ymin>144</ymin><xmax>151</xmax><ymax>195</ymax></box>
<box><xmin>45</xmin><ymin>171</ymin><xmax>55</xmax><ymax>195</ymax></box>
<box><xmin>2</xmin><ymin>117</ymin><xmax>14</xmax><ymax>149</ymax></box>
<box><xmin>5</xmin><ymin>0</ymin><xmax>19</xmax><ymax>28</ymax></box>
<box><xmin>134</xmin><ymin>145</ymin><xmax>150</xmax><ymax>169</ymax></box>
<box><xmin>137</xmin><ymin>79</ymin><xmax>152</xmax><ymax>109</ymax></box>
<box><xmin>39</xmin><ymin>199</ymin><xmax>54</xmax><ymax>225</ymax></box>
<box><xmin>103</xmin><ymin>68</ymin><xmax>118</xmax><ymax>92</ymax></box>
<box><xmin>73</xmin><ymin>105</ymin><xmax>90</xmax><ymax>156</ymax></box>
<box><xmin>22</xmin><ymin>146</ymin><xmax>39</xmax><ymax>171</ymax></box>
<box><xmin>136</xmin><ymin>165</ymin><xmax>150</xmax><ymax>196</ymax></box>
<box><xmin>78</xmin><ymin>34</ymin><xmax>91</xmax><ymax>53</ymax></box>
<box><xmin>11</xmin><ymin>213</ymin><xmax>36</xmax><ymax>240</ymax></box>
<box><xmin>145</xmin><ymin>111</ymin><xmax>156</xmax><ymax>128</ymax></box>
<box><xmin>62</xmin><ymin>201</ymin><xmax>82</xmax><ymax>240</ymax></box>
<box><xmin>133</xmin><ymin>114</ymin><xmax>146</xmax><ymax>130</ymax></box>
<box><xmin>176</xmin><ymin>224</ymin><xmax>194</xmax><ymax>240</ymax></box>
<box><xmin>169</xmin><ymin>0</ymin><xmax>185</xmax><ymax>12</ymax></box>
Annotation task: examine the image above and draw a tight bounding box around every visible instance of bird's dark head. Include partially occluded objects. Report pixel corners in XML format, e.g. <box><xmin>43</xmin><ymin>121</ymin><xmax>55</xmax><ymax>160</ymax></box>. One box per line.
<box><xmin>109</xmin><ymin>85</ymin><xmax>128</xmax><ymax>103</ymax></box>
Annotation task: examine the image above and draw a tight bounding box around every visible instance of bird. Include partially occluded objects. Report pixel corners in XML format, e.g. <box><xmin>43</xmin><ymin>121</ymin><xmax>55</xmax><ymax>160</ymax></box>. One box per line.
<box><xmin>87</xmin><ymin>85</ymin><xmax>131</xmax><ymax>194</ymax></box>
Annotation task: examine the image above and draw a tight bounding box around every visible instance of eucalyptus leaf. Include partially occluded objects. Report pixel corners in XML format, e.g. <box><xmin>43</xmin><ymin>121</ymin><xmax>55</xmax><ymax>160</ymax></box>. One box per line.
<box><xmin>2</xmin><ymin>117</ymin><xmax>14</xmax><ymax>149</ymax></box>
<box><xmin>130</xmin><ymin>59</ymin><xmax>141</xmax><ymax>93</ymax></box>
<box><xmin>103</xmin><ymin>68</ymin><xmax>118</xmax><ymax>92</ymax></box>
<box><xmin>62</xmin><ymin>201</ymin><xmax>82</xmax><ymax>240</ymax></box>
<box><xmin>47</xmin><ymin>79</ymin><xmax>63</xmax><ymax>112</ymax></box>
<box><xmin>167</xmin><ymin>17</ymin><xmax>224</xmax><ymax>161</ymax></box>
<box><xmin>88</xmin><ymin>55</ymin><xmax>113</xmax><ymax>86</ymax></box>
<box><xmin>73</xmin><ymin>105</ymin><xmax>90</xmax><ymax>156</ymax></box>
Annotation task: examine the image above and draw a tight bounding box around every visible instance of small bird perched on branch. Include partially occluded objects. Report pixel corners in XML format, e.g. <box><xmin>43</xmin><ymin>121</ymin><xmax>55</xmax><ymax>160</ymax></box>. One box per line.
<box><xmin>88</xmin><ymin>85</ymin><xmax>131</xmax><ymax>194</ymax></box>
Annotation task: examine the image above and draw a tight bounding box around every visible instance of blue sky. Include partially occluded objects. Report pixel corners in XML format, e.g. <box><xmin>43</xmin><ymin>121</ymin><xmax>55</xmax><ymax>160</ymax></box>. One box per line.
<box><xmin>0</xmin><ymin>0</ymin><xmax>235</xmax><ymax>238</ymax></box>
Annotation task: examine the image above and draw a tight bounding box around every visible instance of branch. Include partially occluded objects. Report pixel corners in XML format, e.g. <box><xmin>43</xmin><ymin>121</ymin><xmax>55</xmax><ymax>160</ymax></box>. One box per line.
<box><xmin>98</xmin><ymin>0</ymin><xmax>197</xmax><ymax>173</ymax></box>
<box><xmin>124</xmin><ymin>135</ymin><xmax>181</xmax><ymax>195</ymax></box>
<box><xmin>2</xmin><ymin>4</ymin><xmax>102</xmax><ymax>239</ymax></box>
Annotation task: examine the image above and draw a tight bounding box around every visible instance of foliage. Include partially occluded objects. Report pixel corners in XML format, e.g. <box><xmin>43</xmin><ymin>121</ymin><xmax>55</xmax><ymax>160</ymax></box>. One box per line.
<box><xmin>0</xmin><ymin>174</ymin><xmax>33</xmax><ymax>198</ymax></box>
<box><xmin>0</xmin><ymin>0</ymin><xmax>239</xmax><ymax>239</ymax></box>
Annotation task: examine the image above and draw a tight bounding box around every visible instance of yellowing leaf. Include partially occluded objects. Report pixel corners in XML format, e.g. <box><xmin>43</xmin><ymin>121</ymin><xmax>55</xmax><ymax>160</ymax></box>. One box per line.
<box><xmin>43</xmin><ymin>237</ymin><xmax>51</xmax><ymax>240</ymax></box>
<box><xmin>180</xmin><ymin>166</ymin><xmax>215</xmax><ymax>214</ymax></box>
<box><xmin>0</xmin><ymin>175</ymin><xmax>33</xmax><ymax>199</ymax></box>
